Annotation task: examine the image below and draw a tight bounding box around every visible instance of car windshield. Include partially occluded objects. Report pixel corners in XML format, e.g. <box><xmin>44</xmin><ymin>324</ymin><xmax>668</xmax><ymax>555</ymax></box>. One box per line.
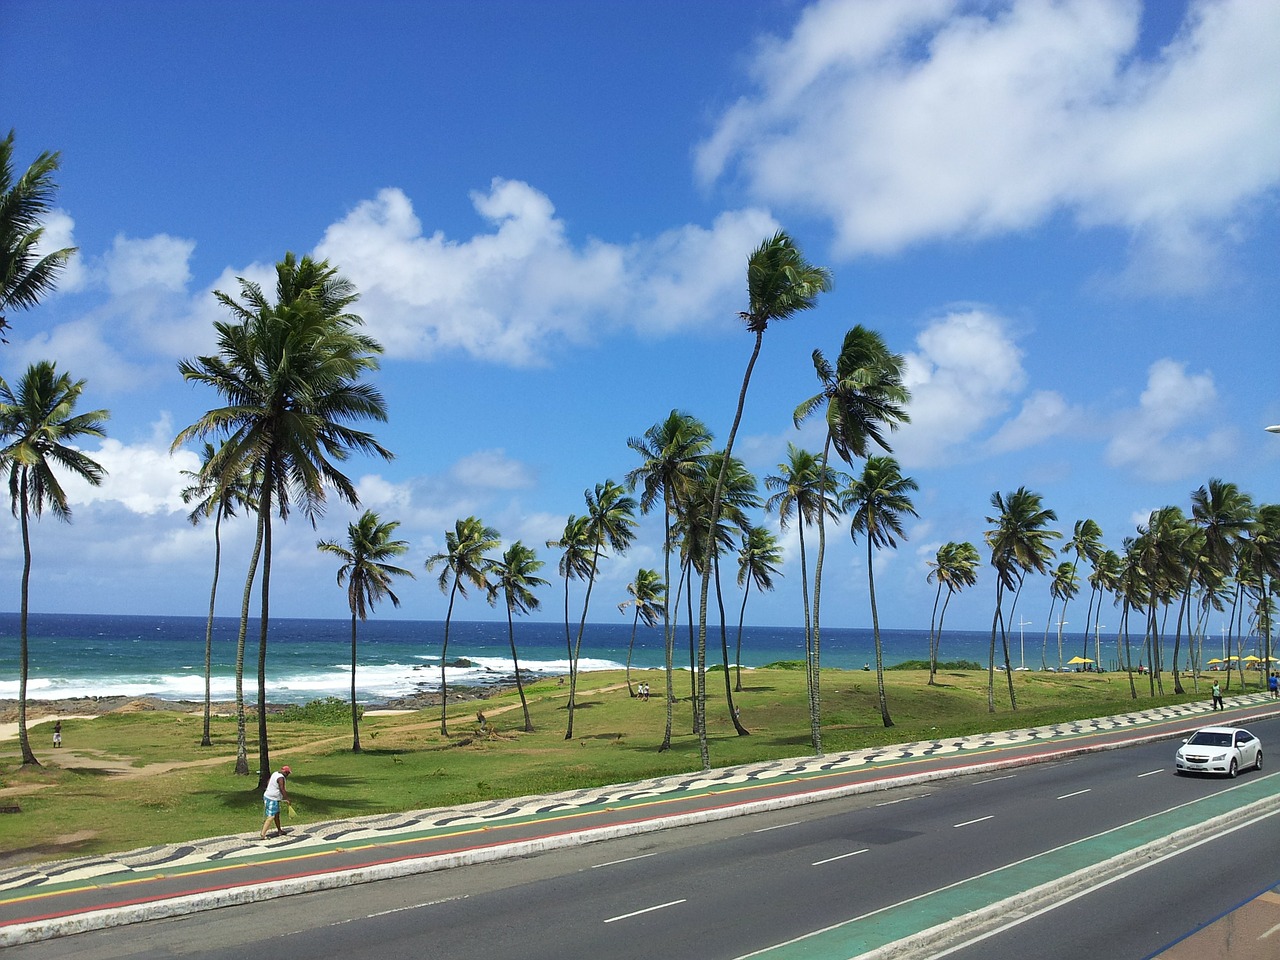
<box><xmin>1187</xmin><ymin>731</ymin><xmax>1233</xmax><ymax>747</ymax></box>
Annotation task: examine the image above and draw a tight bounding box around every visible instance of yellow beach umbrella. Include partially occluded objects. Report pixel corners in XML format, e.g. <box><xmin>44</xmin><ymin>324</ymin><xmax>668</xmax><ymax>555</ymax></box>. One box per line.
<box><xmin>1066</xmin><ymin>656</ymin><xmax>1093</xmax><ymax>664</ymax></box>
<box><xmin>1207</xmin><ymin>658</ymin><xmax>1223</xmax><ymax>664</ymax></box>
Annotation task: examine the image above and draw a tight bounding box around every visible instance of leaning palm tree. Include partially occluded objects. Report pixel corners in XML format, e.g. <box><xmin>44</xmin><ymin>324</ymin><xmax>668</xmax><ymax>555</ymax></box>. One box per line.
<box><xmin>618</xmin><ymin>568</ymin><xmax>665</xmax><ymax>698</ymax></box>
<box><xmin>0</xmin><ymin>131</ymin><xmax>77</xmax><ymax>341</ymax></box>
<box><xmin>984</xmin><ymin>487</ymin><xmax>1060</xmax><ymax>712</ymax></box>
<box><xmin>734</xmin><ymin>525</ymin><xmax>783</xmax><ymax>692</ymax></box>
<box><xmin>843</xmin><ymin>456</ymin><xmax>918</xmax><ymax>727</ymax></box>
<box><xmin>690</xmin><ymin>231</ymin><xmax>830</xmax><ymax>770</ymax></box>
<box><xmin>425</xmin><ymin>516</ymin><xmax>500</xmax><ymax>737</ymax></box>
<box><xmin>0</xmin><ymin>361</ymin><xmax>108</xmax><ymax>766</ymax></box>
<box><xmin>489</xmin><ymin>541</ymin><xmax>549</xmax><ymax>732</ymax></box>
<box><xmin>317</xmin><ymin>510</ymin><xmax>414</xmax><ymax>752</ymax></box>
<box><xmin>793</xmin><ymin>325</ymin><xmax>910</xmax><ymax>751</ymax></box>
<box><xmin>1061</xmin><ymin>519</ymin><xmax>1103</xmax><ymax>662</ymax></box>
<box><xmin>566</xmin><ymin>480</ymin><xmax>637</xmax><ymax>740</ymax></box>
<box><xmin>180</xmin><ymin>442</ymin><xmax>256</xmax><ymax>747</ymax></box>
<box><xmin>626</xmin><ymin>410</ymin><xmax>711</xmax><ymax>749</ymax></box>
<box><xmin>174</xmin><ymin>253</ymin><xmax>391</xmax><ymax>785</ymax></box>
<box><xmin>925</xmin><ymin>541</ymin><xmax>980</xmax><ymax>685</ymax></box>
<box><xmin>1046</xmin><ymin>562</ymin><xmax>1080</xmax><ymax>670</ymax></box>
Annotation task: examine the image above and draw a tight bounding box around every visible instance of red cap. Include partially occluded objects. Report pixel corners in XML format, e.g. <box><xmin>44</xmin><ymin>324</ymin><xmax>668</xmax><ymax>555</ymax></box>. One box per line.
<box><xmin>281</xmin><ymin>765</ymin><xmax>291</xmax><ymax>775</ymax></box>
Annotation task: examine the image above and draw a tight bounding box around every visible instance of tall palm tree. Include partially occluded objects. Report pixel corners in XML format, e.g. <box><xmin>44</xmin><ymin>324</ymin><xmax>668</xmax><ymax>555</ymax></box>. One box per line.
<box><xmin>764</xmin><ymin>443</ymin><xmax>841</xmax><ymax>698</ymax></box>
<box><xmin>618</xmin><ymin>568</ymin><xmax>665</xmax><ymax>699</ymax></box>
<box><xmin>1089</xmin><ymin>548</ymin><xmax>1124</xmax><ymax>667</ymax></box>
<box><xmin>547</xmin><ymin>514</ymin><xmax>593</xmax><ymax>697</ymax></box>
<box><xmin>566</xmin><ymin>480</ymin><xmax>637</xmax><ymax>739</ymax></box>
<box><xmin>690</xmin><ymin>231</ymin><xmax>830</xmax><ymax>770</ymax></box>
<box><xmin>626</xmin><ymin>410</ymin><xmax>711</xmax><ymax>750</ymax></box>
<box><xmin>489</xmin><ymin>541</ymin><xmax>549</xmax><ymax>732</ymax></box>
<box><xmin>1190</xmin><ymin>479</ymin><xmax>1254</xmax><ymax>692</ymax></box>
<box><xmin>984</xmin><ymin>487</ymin><xmax>1060</xmax><ymax>712</ymax></box>
<box><xmin>794</xmin><ymin>325</ymin><xmax>910</xmax><ymax>751</ymax></box>
<box><xmin>734</xmin><ymin>525</ymin><xmax>783</xmax><ymax>692</ymax></box>
<box><xmin>925</xmin><ymin>541</ymin><xmax>980</xmax><ymax>685</ymax></box>
<box><xmin>843</xmin><ymin>456</ymin><xmax>918</xmax><ymax>728</ymax></box>
<box><xmin>174</xmin><ymin>253</ymin><xmax>390</xmax><ymax>786</ymax></box>
<box><xmin>179</xmin><ymin>442</ymin><xmax>256</xmax><ymax>747</ymax></box>
<box><xmin>0</xmin><ymin>131</ymin><xmax>77</xmax><ymax>341</ymax></box>
<box><xmin>0</xmin><ymin>361</ymin><xmax>108</xmax><ymax>766</ymax></box>
<box><xmin>317</xmin><ymin>510</ymin><xmax>414</xmax><ymax>751</ymax></box>
<box><xmin>425</xmin><ymin>516</ymin><xmax>500</xmax><ymax>736</ymax></box>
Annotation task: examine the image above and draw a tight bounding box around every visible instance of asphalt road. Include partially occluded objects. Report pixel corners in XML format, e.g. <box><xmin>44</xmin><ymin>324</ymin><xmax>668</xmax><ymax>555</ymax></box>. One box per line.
<box><xmin>10</xmin><ymin>715</ymin><xmax>1279</xmax><ymax>960</ymax></box>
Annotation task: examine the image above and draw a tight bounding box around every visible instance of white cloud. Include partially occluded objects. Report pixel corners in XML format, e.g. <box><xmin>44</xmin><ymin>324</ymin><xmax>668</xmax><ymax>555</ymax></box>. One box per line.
<box><xmin>449</xmin><ymin>449</ymin><xmax>535</xmax><ymax>491</ymax></box>
<box><xmin>102</xmin><ymin>234</ymin><xmax>194</xmax><ymax>295</ymax></box>
<box><xmin>64</xmin><ymin>426</ymin><xmax>199</xmax><ymax>516</ymax></box>
<box><xmin>986</xmin><ymin>390</ymin><xmax>1079</xmax><ymax>454</ymax></box>
<box><xmin>1105</xmin><ymin>357</ymin><xmax>1237</xmax><ymax>481</ymax></box>
<box><xmin>698</xmin><ymin>0</ymin><xmax>1280</xmax><ymax>277</ymax></box>
<box><xmin>36</xmin><ymin>209</ymin><xmax>87</xmax><ymax>293</ymax></box>
<box><xmin>316</xmin><ymin>182</ymin><xmax>777</xmax><ymax>365</ymax></box>
<box><xmin>895</xmin><ymin>309</ymin><xmax>1027</xmax><ymax>467</ymax></box>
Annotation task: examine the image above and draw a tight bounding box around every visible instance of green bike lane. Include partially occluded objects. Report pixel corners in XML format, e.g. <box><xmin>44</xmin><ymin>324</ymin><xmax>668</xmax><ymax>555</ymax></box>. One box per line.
<box><xmin>4</xmin><ymin>694</ymin><xmax>1279</xmax><ymax>949</ymax></box>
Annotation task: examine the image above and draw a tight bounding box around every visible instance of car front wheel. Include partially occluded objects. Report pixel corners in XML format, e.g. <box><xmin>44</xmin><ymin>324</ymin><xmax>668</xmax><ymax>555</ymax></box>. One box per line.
<box><xmin>1256</xmin><ymin>750</ymin><xmax>1263</xmax><ymax>771</ymax></box>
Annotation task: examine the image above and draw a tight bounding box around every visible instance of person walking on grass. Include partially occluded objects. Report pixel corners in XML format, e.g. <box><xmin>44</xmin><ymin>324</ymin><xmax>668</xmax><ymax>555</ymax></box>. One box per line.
<box><xmin>260</xmin><ymin>765</ymin><xmax>291</xmax><ymax>838</ymax></box>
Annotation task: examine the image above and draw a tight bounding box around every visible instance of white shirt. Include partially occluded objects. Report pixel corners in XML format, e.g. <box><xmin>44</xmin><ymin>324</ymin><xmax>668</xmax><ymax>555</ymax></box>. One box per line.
<box><xmin>263</xmin><ymin>771</ymin><xmax>286</xmax><ymax>801</ymax></box>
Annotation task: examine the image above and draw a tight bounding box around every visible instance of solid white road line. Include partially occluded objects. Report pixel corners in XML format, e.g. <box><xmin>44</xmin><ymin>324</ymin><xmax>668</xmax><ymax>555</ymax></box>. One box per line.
<box><xmin>754</xmin><ymin>821</ymin><xmax>803</xmax><ymax>833</ymax></box>
<box><xmin>1056</xmin><ymin>789</ymin><xmax>1092</xmax><ymax>800</ymax></box>
<box><xmin>604</xmin><ymin>900</ymin><xmax>686</xmax><ymax>923</ymax></box>
<box><xmin>592</xmin><ymin>853</ymin><xmax>657</xmax><ymax>868</ymax></box>
<box><xmin>954</xmin><ymin>815</ymin><xmax>995</xmax><ymax>828</ymax></box>
<box><xmin>812</xmin><ymin>849</ymin><xmax>869</xmax><ymax>866</ymax></box>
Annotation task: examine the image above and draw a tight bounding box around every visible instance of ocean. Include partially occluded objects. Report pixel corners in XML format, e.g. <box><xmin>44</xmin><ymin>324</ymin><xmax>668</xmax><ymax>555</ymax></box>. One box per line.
<box><xmin>0</xmin><ymin>611</ymin><xmax>1092</xmax><ymax>706</ymax></box>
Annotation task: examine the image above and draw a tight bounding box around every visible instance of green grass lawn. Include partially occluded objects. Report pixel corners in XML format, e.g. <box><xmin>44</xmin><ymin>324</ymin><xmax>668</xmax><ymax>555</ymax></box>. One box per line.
<box><xmin>0</xmin><ymin>666</ymin><xmax>1218</xmax><ymax>868</ymax></box>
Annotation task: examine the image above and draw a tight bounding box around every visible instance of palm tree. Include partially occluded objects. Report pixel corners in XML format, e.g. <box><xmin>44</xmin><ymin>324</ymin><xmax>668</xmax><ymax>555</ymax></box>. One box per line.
<box><xmin>925</xmin><ymin>541</ymin><xmax>980</xmax><ymax>685</ymax></box>
<box><xmin>0</xmin><ymin>361</ymin><xmax>108</xmax><ymax>765</ymax></box>
<box><xmin>1062</xmin><ymin>520</ymin><xmax>1104</xmax><ymax>662</ymax></box>
<box><xmin>489</xmin><ymin>541</ymin><xmax>549</xmax><ymax>732</ymax></box>
<box><xmin>425</xmin><ymin>516</ymin><xmax>500</xmax><ymax>736</ymax></box>
<box><xmin>681</xmin><ymin>451</ymin><xmax>758</xmax><ymax>738</ymax></box>
<box><xmin>618</xmin><ymin>568</ymin><xmax>665</xmax><ymax>698</ymax></box>
<box><xmin>626</xmin><ymin>410</ymin><xmax>711</xmax><ymax>749</ymax></box>
<box><xmin>317</xmin><ymin>510</ymin><xmax>414</xmax><ymax>751</ymax></box>
<box><xmin>566</xmin><ymin>480</ymin><xmax>637</xmax><ymax>739</ymax></box>
<box><xmin>547</xmin><ymin>514</ymin><xmax>593</xmax><ymax>696</ymax></box>
<box><xmin>794</xmin><ymin>325</ymin><xmax>910</xmax><ymax>751</ymax></box>
<box><xmin>690</xmin><ymin>231</ymin><xmax>830</xmax><ymax>770</ymax></box>
<box><xmin>984</xmin><ymin>487</ymin><xmax>1060</xmax><ymax>712</ymax></box>
<box><xmin>843</xmin><ymin>456</ymin><xmax>918</xmax><ymax>727</ymax></box>
<box><xmin>179</xmin><ymin>442</ymin><xmax>256</xmax><ymax>747</ymax></box>
<box><xmin>734</xmin><ymin>526</ymin><xmax>783</xmax><ymax>692</ymax></box>
<box><xmin>1046</xmin><ymin>562</ymin><xmax>1080</xmax><ymax>670</ymax></box>
<box><xmin>764</xmin><ymin>443</ymin><xmax>841</xmax><ymax>699</ymax></box>
<box><xmin>1190</xmin><ymin>479</ymin><xmax>1254</xmax><ymax>692</ymax></box>
<box><xmin>174</xmin><ymin>253</ymin><xmax>391</xmax><ymax>786</ymax></box>
<box><xmin>0</xmin><ymin>131</ymin><xmax>76</xmax><ymax>341</ymax></box>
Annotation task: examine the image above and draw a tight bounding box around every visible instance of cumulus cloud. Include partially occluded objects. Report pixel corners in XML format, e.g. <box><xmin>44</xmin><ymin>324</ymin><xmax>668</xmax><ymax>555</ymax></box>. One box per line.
<box><xmin>697</xmin><ymin>0</ymin><xmax>1280</xmax><ymax>279</ymax></box>
<box><xmin>316</xmin><ymin>181</ymin><xmax>777</xmax><ymax>365</ymax></box>
<box><xmin>894</xmin><ymin>309</ymin><xmax>1028</xmax><ymax>467</ymax></box>
<box><xmin>62</xmin><ymin>423</ymin><xmax>199</xmax><ymax>516</ymax></box>
<box><xmin>1105</xmin><ymin>358</ymin><xmax>1236</xmax><ymax>481</ymax></box>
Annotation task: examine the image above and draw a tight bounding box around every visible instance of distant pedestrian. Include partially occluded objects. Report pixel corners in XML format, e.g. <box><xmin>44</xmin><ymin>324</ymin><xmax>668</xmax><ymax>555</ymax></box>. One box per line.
<box><xmin>1269</xmin><ymin>672</ymin><xmax>1278</xmax><ymax>700</ymax></box>
<box><xmin>52</xmin><ymin>720</ymin><xmax>61</xmax><ymax>748</ymax></box>
<box><xmin>260</xmin><ymin>765</ymin><xmax>291</xmax><ymax>839</ymax></box>
<box><xmin>1211</xmin><ymin>680</ymin><xmax>1224</xmax><ymax>711</ymax></box>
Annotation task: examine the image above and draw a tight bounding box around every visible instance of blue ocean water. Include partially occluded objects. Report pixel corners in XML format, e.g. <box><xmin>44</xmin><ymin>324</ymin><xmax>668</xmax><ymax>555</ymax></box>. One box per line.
<box><xmin>0</xmin><ymin>611</ymin><xmax>1065</xmax><ymax>705</ymax></box>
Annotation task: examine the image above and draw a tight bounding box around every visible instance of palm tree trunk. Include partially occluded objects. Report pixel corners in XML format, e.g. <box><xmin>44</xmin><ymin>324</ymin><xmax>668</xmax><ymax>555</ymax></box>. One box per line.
<box><xmin>927</xmin><ymin>580</ymin><xmax>942</xmax><ymax>686</ymax></box>
<box><xmin>566</xmin><ymin>542</ymin><xmax>603</xmax><ymax>740</ymax></box>
<box><xmin>694</xmin><ymin>330</ymin><xmax>763</xmax><ymax>771</ymax></box>
<box><xmin>626</xmin><ymin>608</ymin><xmax>638</xmax><ymax>698</ymax></box>
<box><xmin>868</xmin><ymin>538</ymin><xmax>892</xmax><ymax>727</ymax></box>
<box><xmin>233</xmin><ymin>503</ymin><xmax>265</xmax><ymax>777</ymax></box>
<box><xmin>734</xmin><ymin>577</ymin><xmax>751</xmax><ymax>693</ymax></box>
<box><xmin>17</xmin><ymin>476</ymin><xmax>39</xmax><ymax>767</ymax></box>
<box><xmin>988</xmin><ymin>580</ymin><xmax>1003</xmax><ymax>713</ymax></box>
<box><xmin>201</xmin><ymin>506</ymin><xmax>223</xmax><ymax>748</ymax></box>
<box><xmin>507</xmin><ymin>600</ymin><xmax>533</xmax><ymax>732</ymax></box>
<box><xmin>714</xmin><ymin>555</ymin><xmax>748</xmax><ymax>735</ymax></box>
<box><xmin>350</xmin><ymin>613</ymin><xmax>361</xmax><ymax>752</ymax></box>
<box><xmin>808</xmin><ymin>435</ymin><xmax>832</xmax><ymax>755</ymax></box>
<box><xmin>440</xmin><ymin>582</ymin><xmax>458</xmax><ymax>736</ymax></box>
<box><xmin>256</xmin><ymin>510</ymin><xmax>274</xmax><ymax>793</ymax></box>
<box><xmin>660</xmin><ymin>500</ymin><xmax>675</xmax><ymax>751</ymax></box>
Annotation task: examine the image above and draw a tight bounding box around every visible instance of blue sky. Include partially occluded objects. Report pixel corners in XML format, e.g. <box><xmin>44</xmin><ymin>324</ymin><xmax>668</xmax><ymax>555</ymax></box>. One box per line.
<box><xmin>2</xmin><ymin>0</ymin><xmax>1278</xmax><ymax>636</ymax></box>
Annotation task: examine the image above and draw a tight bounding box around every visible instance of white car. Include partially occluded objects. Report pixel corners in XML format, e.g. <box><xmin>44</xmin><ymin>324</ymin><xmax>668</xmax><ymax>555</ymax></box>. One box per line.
<box><xmin>1174</xmin><ymin>726</ymin><xmax>1263</xmax><ymax>777</ymax></box>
